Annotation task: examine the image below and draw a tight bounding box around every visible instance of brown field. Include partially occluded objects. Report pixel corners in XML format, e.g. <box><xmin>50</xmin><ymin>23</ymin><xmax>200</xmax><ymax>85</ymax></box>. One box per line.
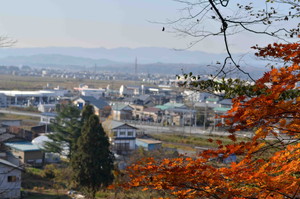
<box><xmin>0</xmin><ymin>74</ymin><xmax>146</xmax><ymax>90</ymax></box>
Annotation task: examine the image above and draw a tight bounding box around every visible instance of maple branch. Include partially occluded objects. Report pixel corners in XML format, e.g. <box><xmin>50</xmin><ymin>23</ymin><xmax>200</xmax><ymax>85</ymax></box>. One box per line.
<box><xmin>183</xmin><ymin>184</ymin><xmax>222</xmax><ymax>199</ymax></box>
<box><xmin>265</xmin><ymin>188</ymin><xmax>294</xmax><ymax>199</ymax></box>
<box><xmin>292</xmin><ymin>184</ymin><xmax>300</xmax><ymax>199</ymax></box>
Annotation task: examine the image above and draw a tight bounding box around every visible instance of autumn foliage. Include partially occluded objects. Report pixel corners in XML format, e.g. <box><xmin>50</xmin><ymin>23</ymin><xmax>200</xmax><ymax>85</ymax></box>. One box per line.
<box><xmin>121</xmin><ymin>42</ymin><xmax>300</xmax><ymax>199</ymax></box>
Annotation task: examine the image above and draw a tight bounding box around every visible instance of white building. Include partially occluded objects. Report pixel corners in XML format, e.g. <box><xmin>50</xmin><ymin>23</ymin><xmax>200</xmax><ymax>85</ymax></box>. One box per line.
<box><xmin>0</xmin><ymin>93</ymin><xmax>7</xmax><ymax>107</ymax></box>
<box><xmin>103</xmin><ymin>120</ymin><xmax>137</xmax><ymax>155</ymax></box>
<box><xmin>74</xmin><ymin>85</ymin><xmax>106</xmax><ymax>99</ymax></box>
<box><xmin>0</xmin><ymin>90</ymin><xmax>67</xmax><ymax>107</ymax></box>
<box><xmin>119</xmin><ymin>85</ymin><xmax>140</xmax><ymax>96</ymax></box>
<box><xmin>0</xmin><ymin>159</ymin><xmax>22</xmax><ymax>199</ymax></box>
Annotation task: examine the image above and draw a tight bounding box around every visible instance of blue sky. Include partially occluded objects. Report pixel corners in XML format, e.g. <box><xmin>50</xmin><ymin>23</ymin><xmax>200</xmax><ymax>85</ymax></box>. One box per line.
<box><xmin>0</xmin><ymin>0</ymin><xmax>295</xmax><ymax>53</ymax></box>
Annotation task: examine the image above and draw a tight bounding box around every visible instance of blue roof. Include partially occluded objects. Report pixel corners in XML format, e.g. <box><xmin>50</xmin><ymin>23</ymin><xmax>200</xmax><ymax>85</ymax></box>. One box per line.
<box><xmin>5</xmin><ymin>142</ymin><xmax>41</xmax><ymax>152</ymax></box>
<box><xmin>80</xmin><ymin>96</ymin><xmax>109</xmax><ymax>109</ymax></box>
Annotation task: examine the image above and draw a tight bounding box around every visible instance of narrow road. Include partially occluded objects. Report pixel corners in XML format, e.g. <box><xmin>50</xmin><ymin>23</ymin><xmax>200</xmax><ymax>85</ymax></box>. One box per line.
<box><xmin>126</xmin><ymin>121</ymin><xmax>251</xmax><ymax>137</ymax></box>
<box><xmin>0</xmin><ymin>109</ymin><xmax>41</xmax><ymax>118</ymax></box>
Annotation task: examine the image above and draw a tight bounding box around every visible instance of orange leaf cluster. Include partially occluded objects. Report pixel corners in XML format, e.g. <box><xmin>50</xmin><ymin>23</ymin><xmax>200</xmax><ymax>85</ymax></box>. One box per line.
<box><xmin>121</xmin><ymin>42</ymin><xmax>300</xmax><ymax>198</ymax></box>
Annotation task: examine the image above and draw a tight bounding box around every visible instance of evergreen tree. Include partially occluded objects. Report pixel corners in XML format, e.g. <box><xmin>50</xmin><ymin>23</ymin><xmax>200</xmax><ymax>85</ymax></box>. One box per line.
<box><xmin>72</xmin><ymin>110</ymin><xmax>114</xmax><ymax>199</ymax></box>
<box><xmin>80</xmin><ymin>104</ymin><xmax>94</xmax><ymax>124</ymax></box>
<box><xmin>44</xmin><ymin>104</ymin><xmax>81</xmax><ymax>159</ymax></box>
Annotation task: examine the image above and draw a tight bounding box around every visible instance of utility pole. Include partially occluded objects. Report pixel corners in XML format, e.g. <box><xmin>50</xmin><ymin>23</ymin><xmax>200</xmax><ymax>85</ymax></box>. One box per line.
<box><xmin>135</xmin><ymin>57</ymin><xmax>137</xmax><ymax>78</ymax></box>
<box><xmin>203</xmin><ymin>104</ymin><xmax>207</xmax><ymax>130</ymax></box>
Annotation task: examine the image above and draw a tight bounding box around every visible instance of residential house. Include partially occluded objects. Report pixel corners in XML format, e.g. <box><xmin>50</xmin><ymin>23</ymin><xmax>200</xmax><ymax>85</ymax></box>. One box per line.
<box><xmin>151</xmin><ymin>94</ymin><xmax>169</xmax><ymax>105</ymax></box>
<box><xmin>169</xmin><ymin>94</ymin><xmax>184</xmax><ymax>104</ymax></box>
<box><xmin>4</xmin><ymin>142</ymin><xmax>44</xmax><ymax>167</ymax></box>
<box><xmin>73</xmin><ymin>96</ymin><xmax>111</xmax><ymax>118</ymax></box>
<box><xmin>130</xmin><ymin>104</ymin><xmax>145</xmax><ymax>120</ymax></box>
<box><xmin>103</xmin><ymin>120</ymin><xmax>137</xmax><ymax>155</ymax></box>
<box><xmin>136</xmin><ymin>138</ymin><xmax>162</xmax><ymax>151</ymax></box>
<box><xmin>155</xmin><ymin>102</ymin><xmax>188</xmax><ymax>125</ymax></box>
<box><xmin>111</xmin><ymin>103</ymin><xmax>133</xmax><ymax>120</ymax></box>
<box><xmin>165</xmin><ymin>108</ymin><xmax>196</xmax><ymax>126</ymax></box>
<box><xmin>141</xmin><ymin>107</ymin><xmax>162</xmax><ymax>122</ymax></box>
<box><xmin>123</xmin><ymin>95</ymin><xmax>154</xmax><ymax>107</ymax></box>
<box><xmin>0</xmin><ymin>158</ymin><xmax>22</xmax><ymax>199</ymax></box>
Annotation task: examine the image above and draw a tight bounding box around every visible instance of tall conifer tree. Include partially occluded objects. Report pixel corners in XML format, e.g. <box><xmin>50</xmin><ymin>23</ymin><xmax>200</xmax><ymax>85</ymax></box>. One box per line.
<box><xmin>72</xmin><ymin>105</ymin><xmax>114</xmax><ymax>199</ymax></box>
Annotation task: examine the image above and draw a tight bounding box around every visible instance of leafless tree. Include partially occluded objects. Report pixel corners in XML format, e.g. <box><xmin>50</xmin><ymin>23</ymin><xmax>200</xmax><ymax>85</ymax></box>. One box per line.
<box><xmin>160</xmin><ymin>0</ymin><xmax>300</xmax><ymax>80</ymax></box>
<box><xmin>0</xmin><ymin>36</ymin><xmax>16</xmax><ymax>48</ymax></box>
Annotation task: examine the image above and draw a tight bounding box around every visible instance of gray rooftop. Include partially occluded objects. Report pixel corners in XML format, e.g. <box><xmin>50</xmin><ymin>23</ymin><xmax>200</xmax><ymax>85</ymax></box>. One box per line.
<box><xmin>80</xmin><ymin>96</ymin><xmax>109</xmax><ymax>109</ymax></box>
<box><xmin>111</xmin><ymin>103</ymin><xmax>132</xmax><ymax>111</ymax></box>
<box><xmin>0</xmin><ymin>158</ymin><xmax>22</xmax><ymax>170</ymax></box>
<box><xmin>103</xmin><ymin>120</ymin><xmax>137</xmax><ymax>130</ymax></box>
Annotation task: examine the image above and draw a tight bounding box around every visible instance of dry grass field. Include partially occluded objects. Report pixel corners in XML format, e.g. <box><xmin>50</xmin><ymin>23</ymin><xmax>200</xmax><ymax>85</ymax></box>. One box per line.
<box><xmin>0</xmin><ymin>74</ymin><xmax>141</xmax><ymax>90</ymax></box>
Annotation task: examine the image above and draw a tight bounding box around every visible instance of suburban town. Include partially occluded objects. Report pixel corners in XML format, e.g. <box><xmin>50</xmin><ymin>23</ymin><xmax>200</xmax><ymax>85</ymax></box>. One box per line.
<box><xmin>0</xmin><ymin>0</ymin><xmax>299</xmax><ymax>199</ymax></box>
<box><xmin>0</xmin><ymin>64</ymin><xmax>237</xmax><ymax>198</ymax></box>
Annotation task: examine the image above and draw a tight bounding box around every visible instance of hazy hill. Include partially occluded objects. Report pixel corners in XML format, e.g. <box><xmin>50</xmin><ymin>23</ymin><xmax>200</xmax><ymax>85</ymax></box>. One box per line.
<box><xmin>0</xmin><ymin>54</ymin><xmax>119</xmax><ymax>67</ymax></box>
<box><xmin>0</xmin><ymin>46</ymin><xmax>245</xmax><ymax>64</ymax></box>
<box><xmin>0</xmin><ymin>47</ymin><xmax>268</xmax><ymax>78</ymax></box>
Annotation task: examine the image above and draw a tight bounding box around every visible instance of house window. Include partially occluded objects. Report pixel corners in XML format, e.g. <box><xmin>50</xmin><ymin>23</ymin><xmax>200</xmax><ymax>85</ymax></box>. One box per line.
<box><xmin>113</xmin><ymin>131</ymin><xmax>118</xmax><ymax>136</ymax></box>
<box><xmin>115</xmin><ymin>143</ymin><xmax>130</xmax><ymax>150</ymax></box>
<box><xmin>119</xmin><ymin>131</ymin><xmax>126</xmax><ymax>136</ymax></box>
<box><xmin>127</xmin><ymin>131</ymin><xmax>133</xmax><ymax>136</ymax></box>
<box><xmin>8</xmin><ymin>176</ymin><xmax>17</xmax><ymax>182</ymax></box>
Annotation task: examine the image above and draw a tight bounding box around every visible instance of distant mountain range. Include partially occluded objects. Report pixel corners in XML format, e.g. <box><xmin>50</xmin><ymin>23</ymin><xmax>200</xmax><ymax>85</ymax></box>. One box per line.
<box><xmin>0</xmin><ymin>47</ymin><xmax>269</xmax><ymax>78</ymax></box>
<box><xmin>0</xmin><ymin>54</ymin><xmax>119</xmax><ymax>68</ymax></box>
<box><xmin>0</xmin><ymin>47</ymin><xmax>231</xmax><ymax>64</ymax></box>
